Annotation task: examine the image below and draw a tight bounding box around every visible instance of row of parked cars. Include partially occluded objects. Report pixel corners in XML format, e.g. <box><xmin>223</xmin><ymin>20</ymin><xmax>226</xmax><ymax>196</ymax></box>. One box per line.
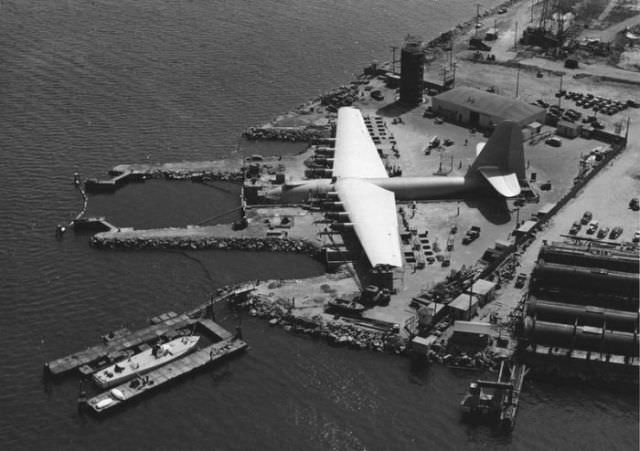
<box><xmin>569</xmin><ymin>211</ymin><xmax>624</xmax><ymax>240</ymax></box>
<box><xmin>556</xmin><ymin>90</ymin><xmax>638</xmax><ymax>115</ymax></box>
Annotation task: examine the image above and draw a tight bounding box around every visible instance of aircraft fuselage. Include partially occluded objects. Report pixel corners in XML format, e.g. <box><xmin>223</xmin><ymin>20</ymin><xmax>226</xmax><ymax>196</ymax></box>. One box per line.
<box><xmin>277</xmin><ymin>176</ymin><xmax>490</xmax><ymax>204</ymax></box>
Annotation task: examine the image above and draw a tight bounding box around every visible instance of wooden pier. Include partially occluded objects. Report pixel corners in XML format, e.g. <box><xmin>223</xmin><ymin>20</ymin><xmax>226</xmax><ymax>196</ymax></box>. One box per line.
<box><xmin>86</xmin><ymin>336</ymin><xmax>247</xmax><ymax>414</ymax></box>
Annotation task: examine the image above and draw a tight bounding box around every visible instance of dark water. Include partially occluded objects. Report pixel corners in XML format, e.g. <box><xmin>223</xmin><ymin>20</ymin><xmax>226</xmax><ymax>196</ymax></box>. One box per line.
<box><xmin>1</xmin><ymin>0</ymin><xmax>637</xmax><ymax>449</ymax></box>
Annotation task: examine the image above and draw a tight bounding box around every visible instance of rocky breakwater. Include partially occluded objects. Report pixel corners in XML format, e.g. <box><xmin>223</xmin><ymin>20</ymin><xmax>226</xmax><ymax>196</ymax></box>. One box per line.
<box><xmin>91</xmin><ymin>228</ymin><xmax>321</xmax><ymax>255</ymax></box>
<box><xmin>242</xmin><ymin>125</ymin><xmax>331</xmax><ymax>142</ymax></box>
<box><xmin>229</xmin><ymin>292</ymin><xmax>409</xmax><ymax>354</ymax></box>
<box><xmin>109</xmin><ymin>160</ymin><xmax>246</xmax><ymax>184</ymax></box>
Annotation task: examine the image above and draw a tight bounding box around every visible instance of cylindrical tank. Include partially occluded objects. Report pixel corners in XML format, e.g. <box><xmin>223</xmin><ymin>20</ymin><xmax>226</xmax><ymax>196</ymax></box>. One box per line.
<box><xmin>531</xmin><ymin>261</ymin><xmax>639</xmax><ymax>308</ymax></box>
<box><xmin>523</xmin><ymin>317</ymin><xmax>575</xmax><ymax>348</ymax></box>
<box><xmin>526</xmin><ymin>299</ymin><xmax>639</xmax><ymax>332</ymax></box>
<box><xmin>524</xmin><ymin>318</ymin><xmax>639</xmax><ymax>356</ymax></box>
<box><xmin>539</xmin><ymin>245</ymin><xmax>639</xmax><ymax>273</ymax></box>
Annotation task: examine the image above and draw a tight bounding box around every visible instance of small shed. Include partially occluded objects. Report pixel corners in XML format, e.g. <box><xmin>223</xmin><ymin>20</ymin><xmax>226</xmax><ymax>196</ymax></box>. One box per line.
<box><xmin>556</xmin><ymin>120</ymin><xmax>581</xmax><ymax>138</ymax></box>
<box><xmin>514</xmin><ymin>220</ymin><xmax>537</xmax><ymax>238</ymax></box>
<box><xmin>527</xmin><ymin>121</ymin><xmax>543</xmax><ymax>134</ymax></box>
<box><xmin>411</xmin><ymin>335</ymin><xmax>438</xmax><ymax>354</ymax></box>
<box><xmin>485</xmin><ymin>28</ymin><xmax>499</xmax><ymax>41</ymax></box>
<box><xmin>449</xmin><ymin>321</ymin><xmax>499</xmax><ymax>347</ymax></box>
<box><xmin>537</xmin><ymin>202</ymin><xmax>556</xmax><ymax>219</ymax></box>
<box><xmin>448</xmin><ymin>293</ymin><xmax>480</xmax><ymax>321</ymax></box>
<box><xmin>465</xmin><ymin>279</ymin><xmax>497</xmax><ymax>305</ymax></box>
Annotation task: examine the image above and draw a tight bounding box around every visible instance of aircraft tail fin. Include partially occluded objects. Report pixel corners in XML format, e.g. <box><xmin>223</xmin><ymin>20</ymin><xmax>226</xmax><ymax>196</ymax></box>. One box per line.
<box><xmin>468</xmin><ymin>121</ymin><xmax>525</xmax><ymax>197</ymax></box>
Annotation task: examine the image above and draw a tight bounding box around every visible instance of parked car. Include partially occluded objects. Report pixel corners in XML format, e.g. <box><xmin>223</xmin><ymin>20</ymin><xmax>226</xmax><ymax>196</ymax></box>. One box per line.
<box><xmin>633</xmin><ymin>231</ymin><xmax>640</xmax><ymax>242</ymax></box>
<box><xmin>545</xmin><ymin>137</ymin><xmax>562</xmax><ymax>147</ymax></box>
<box><xmin>609</xmin><ymin>226</ymin><xmax>623</xmax><ymax>239</ymax></box>
<box><xmin>581</xmin><ymin>211</ymin><xmax>593</xmax><ymax>225</ymax></box>
<box><xmin>587</xmin><ymin>220</ymin><xmax>599</xmax><ymax>234</ymax></box>
<box><xmin>597</xmin><ymin>226</ymin><xmax>610</xmax><ymax>239</ymax></box>
<box><xmin>569</xmin><ymin>221</ymin><xmax>581</xmax><ymax>235</ymax></box>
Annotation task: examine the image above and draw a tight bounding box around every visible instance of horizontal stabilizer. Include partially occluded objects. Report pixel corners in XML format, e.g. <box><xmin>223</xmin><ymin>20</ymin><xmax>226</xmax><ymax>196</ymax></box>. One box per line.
<box><xmin>478</xmin><ymin>167</ymin><xmax>521</xmax><ymax>197</ymax></box>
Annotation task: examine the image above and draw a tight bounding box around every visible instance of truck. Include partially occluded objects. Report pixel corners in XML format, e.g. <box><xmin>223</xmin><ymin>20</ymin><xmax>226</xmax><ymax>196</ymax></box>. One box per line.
<box><xmin>515</xmin><ymin>273</ymin><xmax>527</xmax><ymax>288</ymax></box>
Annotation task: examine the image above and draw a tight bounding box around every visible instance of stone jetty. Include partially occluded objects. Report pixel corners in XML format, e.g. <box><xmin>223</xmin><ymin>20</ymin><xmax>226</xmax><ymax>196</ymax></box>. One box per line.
<box><xmin>91</xmin><ymin>226</ymin><xmax>320</xmax><ymax>254</ymax></box>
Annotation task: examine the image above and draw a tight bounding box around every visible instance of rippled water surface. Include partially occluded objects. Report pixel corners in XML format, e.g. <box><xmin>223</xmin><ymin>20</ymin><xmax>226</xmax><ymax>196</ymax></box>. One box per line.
<box><xmin>1</xmin><ymin>0</ymin><xmax>637</xmax><ymax>449</ymax></box>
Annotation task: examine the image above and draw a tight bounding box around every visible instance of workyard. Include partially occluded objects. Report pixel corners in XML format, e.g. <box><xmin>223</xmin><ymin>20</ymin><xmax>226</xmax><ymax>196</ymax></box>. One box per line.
<box><xmin>60</xmin><ymin>0</ymin><xmax>640</xmax><ymax>423</ymax></box>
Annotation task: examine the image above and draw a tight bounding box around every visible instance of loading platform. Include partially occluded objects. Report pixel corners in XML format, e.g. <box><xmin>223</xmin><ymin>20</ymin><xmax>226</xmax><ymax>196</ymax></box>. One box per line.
<box><xmin>86</xmin><ymin>336</ymin><xmax>247</xmax><ymax>414</ymax></box>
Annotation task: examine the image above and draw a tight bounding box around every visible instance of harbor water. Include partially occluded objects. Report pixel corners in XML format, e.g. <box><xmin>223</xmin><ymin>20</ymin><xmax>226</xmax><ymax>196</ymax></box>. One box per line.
<box><xmin>1</xmin><ymin>0</ymin><xmax>637</xmax><ymax>449</ymax></box>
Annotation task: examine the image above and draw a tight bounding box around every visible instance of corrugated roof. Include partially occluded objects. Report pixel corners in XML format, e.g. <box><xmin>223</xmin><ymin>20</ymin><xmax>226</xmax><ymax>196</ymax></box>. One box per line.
<box><xmin>452</xmin><ymin>321</ymin><xmax>500</xmax><ymax>337</ymax></box>
<box><xmin>468</xmin><ymin>279</ymin><xmax>496</xmax><ymax>295</ymax></box>
<box><xmin>516</xmin><ymin>220</ymin><xmax>538</xmax><ymax>233</ymax></box>
<box><xmin>449</xmin><ymin>293</ymin><xmax>479</xmax><ymax>311</ymax></box>
<box><xmin>434</xmin><ymin>86</ymin><xmax>545</xmax><ymax>122</ymax></box>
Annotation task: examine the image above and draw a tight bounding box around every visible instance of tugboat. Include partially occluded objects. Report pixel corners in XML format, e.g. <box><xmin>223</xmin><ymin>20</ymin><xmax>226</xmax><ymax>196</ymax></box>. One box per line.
<box><xmin>92</xmin><ymin>336</ymin><xmax>200</xmax><ymax>389</ymax></box>
<box><xmin>459</xmin><ymin>381</ymin><xmax>501</xmax><ymax>415</ymax></box>
<box><xmin>459</xmin><ymin>360</ymin><xmax>528</xmax><ymax>432</ymax></box>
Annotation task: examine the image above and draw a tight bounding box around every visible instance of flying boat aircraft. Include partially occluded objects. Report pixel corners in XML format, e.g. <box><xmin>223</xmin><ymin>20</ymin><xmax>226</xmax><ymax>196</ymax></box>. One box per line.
<box><xmin>273</xmin><ymin>107</ymin><xmax>526</xmax><ymax>268</ymax></box>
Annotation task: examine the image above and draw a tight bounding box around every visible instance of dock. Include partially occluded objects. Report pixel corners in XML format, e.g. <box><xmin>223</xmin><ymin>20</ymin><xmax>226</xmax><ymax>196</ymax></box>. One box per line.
<box><xmin>44</xmin><ymin>287</ymin><xmax>255</xmax><ymax>414</ymax></box>
<box><xmin>45</xmin><ymin>312</ymin><xmax>194</xmax><ymax>376</ymax></box>
<box><xmin>86</xmin><ymin>336</ymin><xmax>247</xmax><ymax>414</ymax></box>
<box><xmin>84</xmin><ymin>170</ymin><xmax>146</xmax><ymax>193</ymax></box>
<box><xmin>71</xmin><ymin>216</ymin><xmax>117</xmax><ymax>233</ymax></box>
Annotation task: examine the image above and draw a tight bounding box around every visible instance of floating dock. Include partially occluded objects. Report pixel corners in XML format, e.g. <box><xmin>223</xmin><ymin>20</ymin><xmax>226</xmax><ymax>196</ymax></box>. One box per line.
<box><xmin>86</xmin><ymin>335</ymin><xmax>247</xmax><ymax>414</ymax></box>
<box><xmin>45</xmin><ymin>288</ymin><xmax>254</xmax><ymax>414</ymax></box>
<box><xmin>45</xmin><ymin>312</ymin><xmax>195</xmax><ymax>377</ymax></box>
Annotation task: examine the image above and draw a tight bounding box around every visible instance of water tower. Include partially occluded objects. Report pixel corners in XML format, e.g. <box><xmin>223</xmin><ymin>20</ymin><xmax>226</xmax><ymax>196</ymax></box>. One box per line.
<box><xmin>399</xmin><ymin>36</ymin><xmax>425</xmax><ymax>106</ymax></box>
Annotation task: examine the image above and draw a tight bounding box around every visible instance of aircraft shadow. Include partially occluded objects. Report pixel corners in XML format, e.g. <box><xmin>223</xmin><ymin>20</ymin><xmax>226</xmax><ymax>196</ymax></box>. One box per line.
<box><xmin>463</xmin><ymin>196</ymin><xmax>511</xmax><ymax>225</ymax></box>
<box><xmin>376</xmin><ymin>101</ymin><xmax>417</xmax><ymax>117</ymax></box>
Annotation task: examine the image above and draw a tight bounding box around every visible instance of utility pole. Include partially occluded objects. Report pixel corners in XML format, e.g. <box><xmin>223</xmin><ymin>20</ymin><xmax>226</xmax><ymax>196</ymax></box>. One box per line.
<box><xmin>475</xmin><ymin>3</ymin><xmax>481</xmax><ymax>38</ymax></box>
<box><xmin>558</xmin><ymin>74</ymin><xmax>563</xmax><ymax>108</ymax></box>
<box><xmin>391</xmin><ymin>46</ymin><xmax>398</xmax><ymax>74</ymax></box>
<box><xmin>625</xmin><ymin>115</ymin><xmax>631</xmax><ymax>145</ymax></box>
<box><xmin>515</xmin><ymin>65</ymin><xmax>521</xmax><ymax>98</ymax></box>
<box><xmin>514</xmin><ymin>21</ymin><xmax>518</xmax><ymax>49</ymax></box>
<box><xmin>531</xmin><ymin>0</ymin><xmax>534</xmax><ymax>24</ymax></box>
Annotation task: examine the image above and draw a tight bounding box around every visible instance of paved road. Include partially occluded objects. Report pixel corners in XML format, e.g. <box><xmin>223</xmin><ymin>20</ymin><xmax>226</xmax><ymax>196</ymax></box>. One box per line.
<box><xmin>480</xmin><ymin>111</ymin><xmax>640</xmax><ymax>321</ymax></box>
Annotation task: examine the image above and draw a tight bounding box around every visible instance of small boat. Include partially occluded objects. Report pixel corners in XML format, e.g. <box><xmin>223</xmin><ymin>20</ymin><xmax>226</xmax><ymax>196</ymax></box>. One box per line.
<box><xmin>327</xmin><ymin>297</ymin><xmax>366</xmax><ymax>315</ymax></box>
<box><xmin>92</xmin><ymin>336</ymin><xmax>200</xmax><ymax>389</ymax></box>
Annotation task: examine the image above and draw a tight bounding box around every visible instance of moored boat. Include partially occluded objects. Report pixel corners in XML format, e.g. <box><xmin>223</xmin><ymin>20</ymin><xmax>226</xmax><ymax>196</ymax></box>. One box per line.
<box><xmin>92</xmin><ymin>335</ymin><xmax>200</xmax><ymax>389</ymax></box>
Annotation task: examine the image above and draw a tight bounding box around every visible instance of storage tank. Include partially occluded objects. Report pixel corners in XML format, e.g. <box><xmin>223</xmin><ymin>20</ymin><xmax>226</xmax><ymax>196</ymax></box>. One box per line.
<box><xmin>526</xmin><ymin>299</ymin><xmax>639</xmax><ymax>332</ymax></box>
<box><xmin>523</xmin><ymin>318</ymin><xmax>639</xmax><ymax>356</ymax></box>
<box><xmin>531</xmin><ymin>261</ymin><xmax>638</xmax><ymax>304</ymax></box>
<box><xmin>538</xmin><ymin>244</ymin><xmax>639</xmax><ymax>273</ymax></box>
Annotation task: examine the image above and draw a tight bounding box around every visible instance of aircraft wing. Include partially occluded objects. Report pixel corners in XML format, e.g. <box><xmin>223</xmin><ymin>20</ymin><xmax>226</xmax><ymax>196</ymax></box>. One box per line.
<box><xmin>333</xmin><ymin>107</ymin><xmax>388</xmax><ymax>179</ymax></box>
<box><xmin>335</xmin><ymin>179</ymin><xmax>402</xmax><ymax>268</ymax></box>
<box><xmin>478</xmin><ymin>166</ymin><xmax>521</xmax><ymax>198</ymax></box>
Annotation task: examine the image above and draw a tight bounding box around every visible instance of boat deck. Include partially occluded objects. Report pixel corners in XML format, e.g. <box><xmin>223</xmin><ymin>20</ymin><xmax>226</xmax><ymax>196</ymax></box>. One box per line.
<box><xmin>45</xmin><ymin>313</ymin><xmax>195</xmax><ymax>376</ymax></box>
<box><xmin>86</xmin><ymin>337</ymin><xmax>247</xmax><ymax>414</ymax></box>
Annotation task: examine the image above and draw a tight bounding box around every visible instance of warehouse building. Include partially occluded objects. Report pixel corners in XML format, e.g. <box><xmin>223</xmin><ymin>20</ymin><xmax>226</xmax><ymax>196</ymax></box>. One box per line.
<box><xmin>432</xmin><ymin>86</ymin><xmax>546</xmax><ymax>128</ymax></box>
